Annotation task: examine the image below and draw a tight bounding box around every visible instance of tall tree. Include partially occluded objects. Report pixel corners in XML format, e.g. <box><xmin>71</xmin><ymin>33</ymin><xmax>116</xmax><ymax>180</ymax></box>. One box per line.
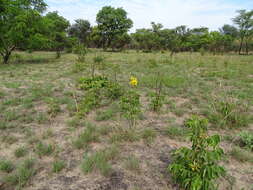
<box><xmin>44</xmin><ymin>11</ymin><xmax>70</xmax><ymax>58</ymax></box>
<box><xmin>68</xmin><ymin>19</ymin><xmax>91</xmax><ymax>45</ymax></box>
<box><xmin>96</xmin><ymin>6</ymin><xmax>133</xmax><ymax>50</ymax></box>
<box><xmin>232</xmin><ymin>10</ymin><xmax>253</xmax><ymax>55</ymax></box>
<box><xmin>0</xmin><ymin>0</ymin><xmax>47</xmax><ymax>64</ymax></box>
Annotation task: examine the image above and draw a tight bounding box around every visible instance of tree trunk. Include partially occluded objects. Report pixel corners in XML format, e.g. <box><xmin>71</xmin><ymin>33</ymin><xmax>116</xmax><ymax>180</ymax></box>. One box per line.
<box><xmin>245</xmin><ymin>40</ymin><xmax>249</xmax><ymax>55</ymax></box>
<box><xmin>238</xmin><ymin>36</ymin><xmax>244</xmax><ymax>55</ymax></box>
<box><xmin>1</xmin><ymin>46</ymin><xmax>15</xmax><ymax>64</ymax></box>
<box><xmin>2</xmin><ymin>51</ymin><xmax>11</xmax><ymax>64</ymax></box>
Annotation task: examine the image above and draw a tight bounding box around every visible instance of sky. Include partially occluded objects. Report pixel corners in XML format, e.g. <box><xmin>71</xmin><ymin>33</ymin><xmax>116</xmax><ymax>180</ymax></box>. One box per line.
<box><xmin>45</xmin><ymin>0</ymin><xmax>253</xmax><ymax>32</ymax></box>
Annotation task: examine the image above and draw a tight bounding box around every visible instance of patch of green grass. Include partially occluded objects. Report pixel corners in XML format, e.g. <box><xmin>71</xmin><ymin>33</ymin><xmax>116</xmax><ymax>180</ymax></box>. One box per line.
<box><xmin>230</xmin><ymin>146</ymin><xmax>253</xmax><ymax>163</ymax></box>
<box><xmin>36</xmin><ymin>142</ymin><xmax>54</xmax><ymax>157</ymax></box>
<box><xmin>124</xmin><ymin>156</ymin><xmax>141</xmax><ymax>173</ymax></box>
<box><xmin>110</xmin><ymin>128</ymin><xmax>140</xmax><ymax>143</ymax></box>
<box><xmin>95</xmin><ymin>109</ymin><xmax>115</xmax><ymax>121</ymax></box>
<box><xmin>207</xmin><ymin>100</ymin><xmax>250</xmax><ymax>129</ymax></box>
<box><xmin>52</xmin><ymin>160</ymin><xmax>65</xmax><ymax>173</ymax></box>
<box><xmin>14</xmin><ymin>147</ymin><xmax>28</xmax><ymax>158</ymax></box>
<box><xmin>165</xmin><ymin>125</ymin><xmax>189</xmax><ymax>140</ymax></box>
<box><xmin>0</xmin><ymin>160</ymin><xmax>14</xmax><ymax>173</ymax></box>
<box><xmin>4</xmin><ymin>158</ymin><xmax>36</xmax><ymax>189</ymax></box>
<box><xmin>141</xmin><ymin>128</ymin><xmax>157</xmax><ymax>145</ymax></box>
<box><xmin>81</xmin><ymin>146</ymin><xmax>119</xmax><ymax>176</ymax></box>
<box><xmin>73</xmin><ymin>124</ymin><xmax>100</xmax><ymax>149</ymax></box>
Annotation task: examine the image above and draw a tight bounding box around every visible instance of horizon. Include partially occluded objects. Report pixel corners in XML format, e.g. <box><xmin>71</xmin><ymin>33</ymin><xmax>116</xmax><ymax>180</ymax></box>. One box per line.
<box><xmin>45</xmin><ymin>0</ymin><xmax>253</xmax><ymax>32</ymax></box>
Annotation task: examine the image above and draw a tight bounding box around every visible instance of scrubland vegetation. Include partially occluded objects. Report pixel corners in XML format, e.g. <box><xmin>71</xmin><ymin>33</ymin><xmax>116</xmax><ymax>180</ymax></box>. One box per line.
<box><xmin>0</xmin><ymin>50</ymin><xmax>252</xmax><ymax>190</ymax></box>
<box><xmin>1</xmin><ymin>0</ymin><xmax>253</xmax><ymax>190</ymax></box>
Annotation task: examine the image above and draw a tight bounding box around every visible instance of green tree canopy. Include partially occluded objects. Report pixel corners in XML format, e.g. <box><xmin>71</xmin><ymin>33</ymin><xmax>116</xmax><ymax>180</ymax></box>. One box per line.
<box><xmin>96</xmin><ymin>6</ymin><xmax>133</xmax><ymax>50</ymax></box>
<box><xmin>0</xmin><ymin>0</ymin><xmax>47</xmax><ymax>64</ymax></box>
<box><xmin>68</xmin><ymin>19</ymin><xmax>91</xmax><ymax>45</ymax></box>
<box><xmin>44</xmin><ymin>11</ymin><xmax>70</xmax><ymax>58</ymax></box>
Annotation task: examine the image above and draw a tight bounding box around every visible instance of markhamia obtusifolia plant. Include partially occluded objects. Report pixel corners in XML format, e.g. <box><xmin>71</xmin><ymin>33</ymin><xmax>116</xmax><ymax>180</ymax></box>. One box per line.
<box><xmin>168</xmin><ymin>116</ymin><xmax>226</xmax><ymax>190</ymax></box>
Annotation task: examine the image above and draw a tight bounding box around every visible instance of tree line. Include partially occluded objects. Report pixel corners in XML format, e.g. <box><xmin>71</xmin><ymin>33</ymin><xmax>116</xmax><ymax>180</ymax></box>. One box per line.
<box><xmin>0</xmin><ymin>0</ymin><xmax>253</xmax><ymax>64</ymax></box>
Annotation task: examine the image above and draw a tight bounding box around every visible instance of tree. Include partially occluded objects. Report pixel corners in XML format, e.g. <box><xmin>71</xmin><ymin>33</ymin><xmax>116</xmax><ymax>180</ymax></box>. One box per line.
<box><xmin>219</xmin><ymin>24</ymin><xmax>238</xmax><ymax>39</ymax></box>
<box><xmin>96</xmin><ymin>6</ymin><xmax>133</xmax><ymax>50</ymax></box>
<box><xmin>0</xmin><ymin>0</ymin><xmax>47</xmax><ymax>64</ymax></box>
<box><xmin>232</xmin><ymin>10</ymin><xmax>253</xmax><ymax>55</ymax></box>
<box><xmin>68</xmin><ymin>19</ymin><xmax>91</xmax><ymax>45</ymax></box>
<box><xmin>44</xmin><ymin>12</ymin><xmax>70</xmax><ymax>58</ymax></box>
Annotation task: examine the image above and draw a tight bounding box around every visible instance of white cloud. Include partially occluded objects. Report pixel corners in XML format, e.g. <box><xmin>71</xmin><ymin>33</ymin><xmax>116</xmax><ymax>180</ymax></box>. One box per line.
<box><xmin>45</xmin><ymin>0</ymin><xmax>252</xmax><ymax>31</ymax></box>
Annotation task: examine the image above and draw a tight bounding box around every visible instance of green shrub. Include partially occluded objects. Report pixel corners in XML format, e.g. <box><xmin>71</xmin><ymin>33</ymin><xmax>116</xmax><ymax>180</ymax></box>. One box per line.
<box><xmin>208</xmin><ymin>100</ymin><xmax>250</xmax><ymax>128</ymax></box>
<box><xmin>120</xmin><ymin>90</ymin><xmax>141</xmax><ymax>128</ymax></box>
<box><xmin>14</xmin><ymin>147</ymin><xmax>28</xmax><ymax>158</ymax></box>
<box><xmin>237</xmin><ymin>131</ymin><xmax>253</xmax><ymax>151</ymax></box>
<box><xmin>168</xmin><ymin>116</ymin><xmax>225</xmax><ymax>190</ymax></box>
<box><xmin>81</xmin><ymin>146</ymin><xmax>119</xmax><ymax>176</ymax></box>
<box><xmin>0</xmin><ymin>160</ymin><xmax>14</xmax><ymax>173</ymax></box>
<box><xmin>78</xmin><ymin>76</ymin><xmax>109</xmax><ymax>90</ymax></box>
<box><xmin>79</xmin><ymin>89</ymin><xmax>101</xmax><ymax>115</ymax></box>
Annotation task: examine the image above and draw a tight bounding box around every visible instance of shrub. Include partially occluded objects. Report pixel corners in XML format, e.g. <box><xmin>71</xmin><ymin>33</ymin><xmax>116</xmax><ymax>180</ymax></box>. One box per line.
<box><xmin>78</xmin><ymin>76</ymin><xmax>109</xmax><ymax>90</ymax></box>
<box><xmin>237</xmin><ymin>131</ymin><xmax>253</xmax><ymax>151</ymax></box>
<box><xmin>14</xmin><ymin>147</ymin><xmax>28</xmax><ymax>158</ymax></box>
<box><xmin>168</xmin><ymin>116</ymin><xmax>225</xmax><ymax>190</ymax></box>
<box><xmin>120</xmin><ymin>90</ymin><xmax>141</xmax><ymax>128</ymax></box>
<box><xmin>0</xmin><ymin>160</ymin><xmax>14</xmax><ymax>173</ymax></box>
<box><xmin>208</xmin><ymin>99</ymin><xmax>250</xmax><ymax>128</ymax></box>
<box><xmin>79</xmin><ymin>89</ymin><xmax>101</xmax><ymax>115</ymax></box>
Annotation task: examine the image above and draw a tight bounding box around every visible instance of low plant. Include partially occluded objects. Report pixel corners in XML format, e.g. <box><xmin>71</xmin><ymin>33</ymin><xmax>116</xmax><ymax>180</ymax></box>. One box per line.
<box><xmin>36</xmin><ymin>142</ymin><xmax>54</xmax><ymax>157</ymax></box>
<box><xmin>149</xmin><ymin>72</ymin><xmax>165</xmax><ymax>112</ymax></box>
<box><xmin>168</xmin><ymin>116</ymin><xmax>225</xmax><ymax>190</ymax></box>
<box><xmin>4</xmin><ymin>159</ymin><xmax>35</xmax><ymax>189</ymax></box>
<box><xmin>81</xmin><ymin>146</ymin><xmax>119</xmax><ymax>176</ymax></box>
<box><xmin>141</xmin><ymin>128</ymin><xmax>157</xmax><ymax>145</ymax></box>
<box><xmin>120</xmin><ymin>90</ymin><xmax>141</xmax><ymax>128</ymax></box>
<box><xmin>237</xmin><ymin>131</ymin><xmax>253</xmax><ymax>151</ymax></box>
<box><xmin>124</xmin><ymin>156</ymin><xmax>141</xmax><ymax>173</ymax></box>
<box><xmin>79</xmin><ymin>89</ymin><xmax>101</xmax><ymax>115</ymax></box>
<box><xmin>72</xmin><ymin>124</ymin><xmax>99</xmax><ymax>149</ymax></box>
<box><xmin>208</xmin><ymin>99</ymin><xmax>250</xmax><ymax>128</ymax></box>
<box><xmin>0</xmin><ymin>159</ymin><xmax>14</xmax><ymax>173</ymax></box>
<box><xmin>14</xmin><ymin>147</ymin><xmax>28</xmax><ymax>158</ymax></box>
<box><xmin>230</xmin><ymin>146</ymin><xmax>253</xmax><ymax>163</ymax></box>
<box><xmin>52</xmin><ymin>160</ymin><xmax>65</xmax><ymax>173</ymax></box>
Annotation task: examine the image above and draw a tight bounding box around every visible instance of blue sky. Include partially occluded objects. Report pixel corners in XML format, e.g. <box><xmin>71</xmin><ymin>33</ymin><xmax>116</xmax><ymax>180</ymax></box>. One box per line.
<box><xmin>45</xmin><ymin>0</ymin><xmax>253</xmax><ymax>31</ymax></box>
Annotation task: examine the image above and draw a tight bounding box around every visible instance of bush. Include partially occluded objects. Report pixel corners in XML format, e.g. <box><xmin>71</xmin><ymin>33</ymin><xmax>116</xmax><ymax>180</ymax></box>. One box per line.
<box><xmin>237</xmin><ymin>131</ymin><xmax>253</xmax><ymax>151</ymax></box>
<box><xmin>168</xmin><ymin>116</ymin><xmax>225</xmax><ymax>190</ymax></box>
<box><xmin>120</xmin><ymin>90</ymin><xmax>141</xmax><ymax>128</ymax></box>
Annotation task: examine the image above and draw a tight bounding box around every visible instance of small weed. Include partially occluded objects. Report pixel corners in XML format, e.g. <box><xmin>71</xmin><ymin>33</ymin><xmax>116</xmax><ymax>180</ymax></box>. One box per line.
<box><xmin>141</xmin><ymin>128</ymin><xmax>157</xmax><ymax>144</ymax></box>
<box><xmin>230</xmin><ymin>146</ymin><xmax>253</xmax><ymax>163</ymax></box>
<box><xmin>0</xmin><ymin>160</ymin><xmax>14</xmax><ymax>173</ymax></box>
<box><xmin>4</xmin><ymin>158</ymin><xmax>36</xmax><ymax>189</ymax></box>
<box><xmin>36</xmin><ymin>142</ymin><xmax>54</xmax><ymax>157</ymax></box>
<box><xmin>81</xmin><ymin>146</ymin><xmax>119</xmax><ymax>176</ymax></box>
<box><xmin>14</xmin><ymin>147</ymin><xmax>28</xmax><ymax>158</ymax></box>
<box><xmin>52</xmin><ymin>160</ymin><xmax>65</xmax><ymax>173</ymax></box>
<box><xmin>73</xmin><ymin>124</ymin><xmax>99</xmax><ymax>149</ymax></box>
<box><xmin>124</xmin><ymin>156</ymin><xmax>141</xmax><ymax>173</ymax></box>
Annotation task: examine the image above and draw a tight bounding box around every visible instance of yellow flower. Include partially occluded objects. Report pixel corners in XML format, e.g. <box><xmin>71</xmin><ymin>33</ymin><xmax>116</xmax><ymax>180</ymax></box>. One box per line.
<box><xmin>129</xmin><ymin>76</ymin><xmax>138</xmax><ymax>87</ymax></box>
<box><xmin>189</xmin><ymin>162</ymin><xmax>199</xmax><ymax>171</ymax></box>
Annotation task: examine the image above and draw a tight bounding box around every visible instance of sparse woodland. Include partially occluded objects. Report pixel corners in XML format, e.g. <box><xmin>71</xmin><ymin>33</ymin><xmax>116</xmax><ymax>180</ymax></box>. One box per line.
<box><xmin>0</xmin><ymin>1</ymin><xmax>253</xmax><ymax>190</ymax></box>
